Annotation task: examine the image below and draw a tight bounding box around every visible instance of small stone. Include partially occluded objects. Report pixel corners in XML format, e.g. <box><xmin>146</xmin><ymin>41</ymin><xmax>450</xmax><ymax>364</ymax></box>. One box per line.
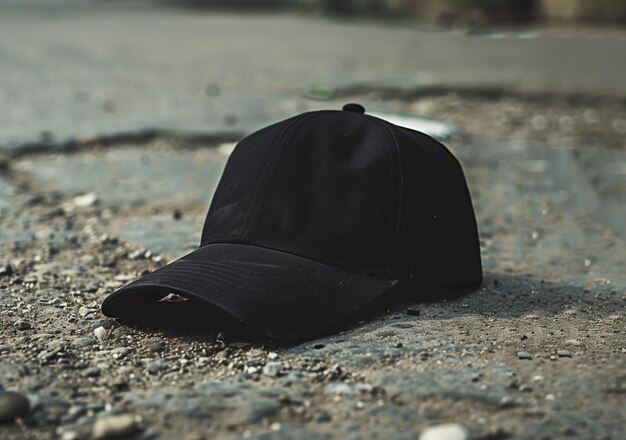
<box><xmin>82</xmin><ymin>367</ymin><xmax>101</xmax><ymax>378</ymax></box>
<box><xmin>419</xmin><ymin>423</ymin><xmax>469</xmax><ymax>440</ymax></box>
<box><xmin>78</xmin><ymin>306</ymin><xmax>94</xmax><ymax>318</ymax></box>
<box><xmin>563</xmin><ymin>339</ymin><xmax>582</xmax><ymax>346</ymax></box>
<box><xmin>313</xmin><ymin>344</ymin><xmax>325</xmax><ymax>349</ymax></box>
<box><xmin>519</xmin><ymin>384</ymin><xmax>533</xmax><ymax>392</ymax></box>
<box><xmin>93</xmin><ymin>326</ymin><xmax>108</xmax><ymax>340</ymax></box>
<box><xmin>14</xmin><ymin>321</ymin><xmax>31</xmax><ymax>330</ymax></box>
<box><xmin>127</xmin><ymin>249</ymin><xmax>146</xmax><ymax>260</ymax></box>
<box><xmin>73</xmin><ymin>337</ymin><xmax>97</xmax><ymax>348</ymax></box>
<box><xmin>111</xmin><ymin>347</ymin><xmax>132</xmax><ymax>359</ymax></box>
<box><xmin>147</xmin><ymin>361</ymin><xmax>167</xmax><ymax>375</ymax></box>
<box><xmin>406</xmin><ymin>308</ymin><xmax>420</xmax><ymax>316</ymax></box>
<box><xmin>0</xmin><ymin>263</ymin><xmax>14</xmax><ymax>277</ymax></box>
<box><xmin>0</xmin><ymin>391</ymin><xmax>30</xmax><ymax>423</ymax></box>
<box><xmin>147</xmin><ymin>341</ymin><xmax>165</xmax><ymax>353</ymax></box>
<box><xmin>93</xmin><ymin>414</ymin><xmax>142</xmax><ymax>439</ymax></box>
<box><xmin>267</xmin><ymin>352</ymin><xmax>279</xmax><ymax>360</ymax></box>
<box><xmin>556</xmin><ymin>349</ymin><xmax>572</xmax><ymax>358</ymax></box>
<box><xmin>73</xmin><ymin>192</ymin><xmax>99</xmax><ymax>208</ymax></box>
<box><xmin>314</xmin><ymin>412</ymin><xmax>331</xmax><ymax>423</ymax></box>
<box><xmin>325</xmin><ymin>382</ymin><xmax>372</xmax><ymax>397</ymax></box>
<box><xmin>263</xmin><ymin>362</ymin><xmax>282</xmax><ymax>377</ymax></box>
<box><xmin>37</xmin><ymin>347</ymin><xmax>62</xmax><ymax>361</ymax></box>
<box><xmin>517</xmin><ymin>351</ymin><xmax>532</xmax><ymax>360</ymax></box>
<box><xmin>61</xmin><ymin>431</ymin><xmax>79</xmax><ymax>440</ymax></box>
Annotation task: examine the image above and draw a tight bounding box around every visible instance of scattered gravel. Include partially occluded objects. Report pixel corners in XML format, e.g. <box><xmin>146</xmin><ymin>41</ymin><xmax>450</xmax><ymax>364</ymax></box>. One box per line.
<box><xmin>0</xmin><ymin>133</ymin><xmax>624</xmax><ymax>438</ymax></box>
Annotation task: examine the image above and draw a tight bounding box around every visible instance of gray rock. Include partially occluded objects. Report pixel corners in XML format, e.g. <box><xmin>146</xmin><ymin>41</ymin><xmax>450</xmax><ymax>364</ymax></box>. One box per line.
<box><xmin>14</xmin><ymin>321</ymin><xmax>31</xmax><ymax>330</ymax></box>
<box><xmin>73</xmin><ymin>337</ymin><xmax>97</xmax><ymax>348</ymax></box>
<box><xmin>78</xmin><ymin>306</ymin><xmax>95</xmax><ymax>318</ymax></box>
<box><xmin>237</xmin><ymin>424</ymin><xmax>330</xmax><ymax>440</ymax></box>
<box><xmin>0</xmin><ymin>391</ymin><xmax>30</xmax><ymax>423</ymax></box>
<box><xmin>419</xmin><ymin>424</ymin><xmax>469</xmax><ymax>440</ymax></box>
<box><xmin>557</xmin><ymin>350</ymin><xmax>572</xmax><ymax>358</ymax></box>
<box><xmin>147</xmin><ymin>361</ymin><xmax>168</xmax><ymax>375</ymax></box>
<box><xmin>314</xmin><ymin>412</ymin><xmax>331</xmax><ymax>423</ymax></box>
<box><xmin>147</xmin><ymin>341</ymin><xmax>165</xmax><ymax>353</ymax></box>
<box><xmin>244</xmin><ymin>399</ymin><xmax>282</xmax><ymax>423</ymax></box>
<box><xmin>517</xmin><ymin>351</ymin><xmax>532</xmax><ymax>360</ymax></box>
<box><xmin>127</xmin><ymin>249</ymin><xmax>147</xmax><ymax>260</ymax></box>
<box><xmin>29</xmin><ymin>395</ymin><xmax>71</xmax><ymax>413</ymax></box>
<box><xmin>37</xmin><ymin>347</ymin><xmax>62</xmax><ymax>362</ymax></box>
<box><xmin>111</xmin><ymin>347</ymin><xmax>132</xmax><ymax>359</ymax></box>
<box><xmin>325</xmin><ymin>382</ymin><xmax>372</xmax><ymax>397</ymax></box>
<box><xmin>263</xmin><ymin>362</ymin><xmax>282</xmax><ymax>377</ymax></box>
<box><xmin>374</xmin><ymin>366</ymin><xmax>516</xmax><ymax>408</ymax></box>
<box><xmin>82</xmin><ymin>367</ymin><xmax>101</xmax><ymax>378</ymax></box>
<box><xmin>0</xmin><ymin>263</ymin><xmax>13</xmax><ymax>277</ymax></box>
<box><xmin>93</xmin><ymin>414</ymin><xmax>142</xmax><ymax>439</ymax></box>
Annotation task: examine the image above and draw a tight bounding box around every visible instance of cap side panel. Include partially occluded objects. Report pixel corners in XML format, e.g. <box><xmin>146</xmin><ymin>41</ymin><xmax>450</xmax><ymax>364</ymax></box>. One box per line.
<box><xmin>239</xmin><ymin>112</ymin><xmax>329</xmax><ymax>240</ymax></box>
<box><xmin>398</xmin><ymin>127</ymin><xmax>482</xmax><ymax>288</ymax></box>
<box><xmin>201</xmin><ymin>114</ymin><xmax>312</xmax><ymax>245</ymax></box>
<box><xmin>240</xmin><ymin>112</ymin><xmax>398</xmax><ymax>277</ymax></box>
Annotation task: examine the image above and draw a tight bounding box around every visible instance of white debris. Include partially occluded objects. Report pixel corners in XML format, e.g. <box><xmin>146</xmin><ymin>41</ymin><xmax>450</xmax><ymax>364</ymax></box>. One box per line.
<box><xmin>73</xmin><ymin>192</ymin><xmax>99</xmax><ymax>208</ymax></box>
<box><xmin>93</xmin><ymin>326</ymin><xmax>108</xmax><ymax>340</ymax></box>
<box><xmin>419</xmin><ymin>424</ymin><xmax>469</xmax><ymax>440</ymax></box>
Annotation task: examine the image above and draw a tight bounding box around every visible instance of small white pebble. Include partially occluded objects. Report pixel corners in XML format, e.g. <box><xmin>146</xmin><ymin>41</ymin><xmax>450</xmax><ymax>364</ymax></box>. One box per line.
<box><xmin>270</xmin><ymin>422</ymin><xmax>282</xmax><ymax>431</ymax></box>
<box><xmin>73</xmin><ymin>192</ymin><xmax>99</xmax><ymax>208</ymax></box>
<box><xmin>419</xmin><ymin>423</ymin><xmax>469</xmax><ymax>440</ymax></box>
<box><xmin>545</xmin><ymin>394</ymin><xmax>556</xmax><ymax>401</ymax></box>
<box><xmin>532</xmin><ymin>375</ymin><xmax>544</xmax><ymax>382</ymax></box>
<box><xmin>93</xmin><ymin>326</ymin><xmax>108</xmax><ymax>340</ymax></box>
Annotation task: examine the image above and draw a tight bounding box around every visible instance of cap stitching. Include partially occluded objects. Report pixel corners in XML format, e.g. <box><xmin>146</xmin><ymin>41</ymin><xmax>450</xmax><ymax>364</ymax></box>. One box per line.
<box><xmin>363</xmin><ymin>116</ymin><xmax>399</xmax><ymax>276</ymax></box>
<box><xmin>239</xmin><ymin>111</ymin><xmax>331</xmax><ymax>239</ymax></box>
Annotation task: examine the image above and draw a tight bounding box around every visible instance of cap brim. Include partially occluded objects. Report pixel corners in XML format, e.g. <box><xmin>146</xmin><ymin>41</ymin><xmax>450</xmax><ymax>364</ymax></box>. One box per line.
<box><xmin>101</xmin><ymin>243</ymin><xmax>397</xmax><ymax>341</ymax></box>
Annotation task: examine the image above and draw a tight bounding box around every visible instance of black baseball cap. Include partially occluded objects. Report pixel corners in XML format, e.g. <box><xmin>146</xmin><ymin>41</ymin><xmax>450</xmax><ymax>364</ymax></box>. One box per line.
<box><xmin>102</xmin><ymin>103</ymin><xmax>482</xmax><ymax>340</ymax></box>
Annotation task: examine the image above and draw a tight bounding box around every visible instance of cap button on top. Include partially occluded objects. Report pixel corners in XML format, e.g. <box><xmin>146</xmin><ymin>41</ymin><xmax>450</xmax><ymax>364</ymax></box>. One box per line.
<box><xmin>342</xmin><ymin>103</ymin><xmax>365</xmax><ymax>114</ymax></box>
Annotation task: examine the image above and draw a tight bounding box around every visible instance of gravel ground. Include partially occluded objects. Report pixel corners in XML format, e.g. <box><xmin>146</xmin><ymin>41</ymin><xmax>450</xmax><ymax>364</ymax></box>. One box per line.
<box><xmin>352</xmin><ymin>90</ymin><xmax>626</xmax><ymax>152</ymax></box>
<box><xmin>1</xmin><ymin>96</ymin><xmax>625</xmax><ymax>439</ymax></box>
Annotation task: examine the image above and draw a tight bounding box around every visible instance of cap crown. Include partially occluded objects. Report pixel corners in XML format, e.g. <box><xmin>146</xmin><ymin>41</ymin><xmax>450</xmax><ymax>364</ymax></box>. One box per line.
<box><xmin>201</xmin><ymin>109</ymin><xmax>481</xmax><ymax>287</ymax></box>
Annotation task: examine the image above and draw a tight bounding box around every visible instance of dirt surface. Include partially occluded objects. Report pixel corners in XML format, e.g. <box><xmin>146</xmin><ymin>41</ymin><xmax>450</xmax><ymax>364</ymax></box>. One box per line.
<box><xmin>352</xmin><ymin>89</ymin><xmax>626</xmax><ymax>152</ymax></box>
<box><xmin>1</xmin><ymin>101</ymin><xmax>625</xmax><ymax>438</ymax></box>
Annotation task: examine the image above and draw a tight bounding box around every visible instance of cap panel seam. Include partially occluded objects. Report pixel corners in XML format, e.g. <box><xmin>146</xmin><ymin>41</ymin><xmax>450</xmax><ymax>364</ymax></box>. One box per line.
<box><xmin>238</xmin><ymin>111</ymin><xmax>317</xmax><ymax>239</ymax></box>
<box><xmin>363</xmin><ymin>116</ymin><xmax>399</xmax><ymax>276</ymax></box>
<box><xmin>239</xmin><ymin>111</ymin><xmax>334</xmax><ymax>240</ymax></box>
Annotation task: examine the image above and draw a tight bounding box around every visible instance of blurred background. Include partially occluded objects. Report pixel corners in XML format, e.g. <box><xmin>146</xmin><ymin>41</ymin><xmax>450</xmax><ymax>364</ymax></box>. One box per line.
<box><xmin>1</xmin><ymin>0</ymin><xmax>625</xmax><ymax>272</ymax></box>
